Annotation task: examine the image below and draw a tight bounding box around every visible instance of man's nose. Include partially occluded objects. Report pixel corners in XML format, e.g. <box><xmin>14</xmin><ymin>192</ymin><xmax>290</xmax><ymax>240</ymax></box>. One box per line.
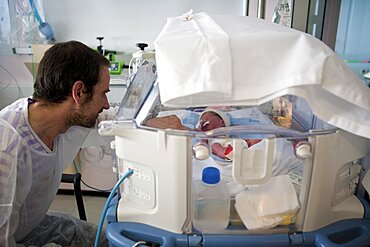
<box><xmin>103</xmin><ymin>98</ymin><xmax>110</xmax><ymax>109</ymax></box>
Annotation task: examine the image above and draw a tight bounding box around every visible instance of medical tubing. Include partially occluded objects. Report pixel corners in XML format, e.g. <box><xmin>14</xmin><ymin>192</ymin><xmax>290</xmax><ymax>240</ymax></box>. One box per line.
<box><xmin>94</xmin><ymin>169</ymin><xmax>134</xmax><ymax>247</ymax></box>
<box><xmin>28</xmin><ymin>0</ymin><xmax>43</xmax><ymax>23</ymax></box>
<box><xmin>28</xmin><ymin>12</ymin><xmax>36</xmax><ymax>83</ymax></box>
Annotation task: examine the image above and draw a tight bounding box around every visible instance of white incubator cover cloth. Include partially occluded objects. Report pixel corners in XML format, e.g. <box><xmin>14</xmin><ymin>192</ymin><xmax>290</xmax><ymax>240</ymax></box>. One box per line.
<box><xmin>154</xmin><ymin>11</ymin><xmax>370</xmax><ymax>139</ymax></box>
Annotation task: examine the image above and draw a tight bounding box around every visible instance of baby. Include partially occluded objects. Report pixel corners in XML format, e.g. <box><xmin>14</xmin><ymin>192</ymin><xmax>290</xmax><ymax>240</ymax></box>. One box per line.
<box><xmin>143</xmin><ymin>107</ymin><xmax>265</xmax><ymax>161</ymax></box>
<box><xmin>143</xmin><ymin>107</ymin><xmax>262</xmax><ymax>160</ymax></box>
<box><xmin>196</xmin><ymin>108</ymin><xmax>261</xmax><ymax>160</ymax></box>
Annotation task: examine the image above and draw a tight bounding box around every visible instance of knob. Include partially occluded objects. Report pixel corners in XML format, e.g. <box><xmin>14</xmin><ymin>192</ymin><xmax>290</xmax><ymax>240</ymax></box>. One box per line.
<box><xmin>295</xmin><ymin>142</ymin><xmax>312</xmax><ymax>159</ymax></box>
<box><xmin>193</xmin><ymin>142</ymin><xmax>210</xmax><ymax>160</ymax></box>
<box><xmin>136</xmin><ymin>43</ymin><xmax>148</xmax><ymax>51</ymax></box>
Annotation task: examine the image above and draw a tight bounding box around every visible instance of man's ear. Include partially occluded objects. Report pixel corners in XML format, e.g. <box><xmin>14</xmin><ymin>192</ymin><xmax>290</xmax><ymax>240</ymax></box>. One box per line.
<box><xmin>71</xmin><ymin>81</ymin><xmax>86</xmax><ymax>105</ymax></box>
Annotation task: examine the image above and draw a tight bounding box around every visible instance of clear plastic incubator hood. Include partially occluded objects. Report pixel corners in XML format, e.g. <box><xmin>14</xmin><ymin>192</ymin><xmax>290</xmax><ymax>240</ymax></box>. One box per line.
<box><xmin>99</xmin><ymin>12</ymin><xmax>370</xmax><ymax>247</ymax></box>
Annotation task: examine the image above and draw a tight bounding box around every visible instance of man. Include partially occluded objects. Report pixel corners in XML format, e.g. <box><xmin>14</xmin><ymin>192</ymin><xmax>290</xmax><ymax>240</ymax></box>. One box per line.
<box><xmin>0</xmin><ymin>41</ymin><xmax>111</xmax><ymax>246</ymax></box>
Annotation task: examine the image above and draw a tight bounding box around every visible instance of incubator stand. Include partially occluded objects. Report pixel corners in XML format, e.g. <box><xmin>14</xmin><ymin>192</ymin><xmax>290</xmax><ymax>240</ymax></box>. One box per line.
<box><xmin>98</xmin><ymin>60</ymin><xmax>370</xmax><ymax>247</ymax></box>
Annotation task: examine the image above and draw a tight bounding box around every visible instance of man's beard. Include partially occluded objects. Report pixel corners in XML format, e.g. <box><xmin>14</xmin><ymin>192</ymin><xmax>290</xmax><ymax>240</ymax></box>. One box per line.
<box><xmin>65</xmin><ymin>110</ymin><xmax>97</xmax><ymax>128</ymax></box>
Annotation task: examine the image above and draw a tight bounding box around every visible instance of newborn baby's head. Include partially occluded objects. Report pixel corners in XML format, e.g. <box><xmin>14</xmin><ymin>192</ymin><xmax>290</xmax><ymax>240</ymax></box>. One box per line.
<box><xmin>197</xmin><ymin>108</ymin><xmax>230</xmax><ymax>131</ymax></box>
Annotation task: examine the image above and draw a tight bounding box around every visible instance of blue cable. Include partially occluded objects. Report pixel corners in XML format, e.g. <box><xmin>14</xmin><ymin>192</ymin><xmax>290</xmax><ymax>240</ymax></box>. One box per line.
<box><xmin>29</xmin><ymin>0</ymin><xmax>43</xmax><ymax>23</ymax></box>
<box><xmin>28</xmin><ymin>0</ymin><xmax>55</xmax><ymax>41</ymax></box>
<box><xmin>94</xmin><ymin>169</ymin><xmax>134</xmax><ymax>247</ymax></box>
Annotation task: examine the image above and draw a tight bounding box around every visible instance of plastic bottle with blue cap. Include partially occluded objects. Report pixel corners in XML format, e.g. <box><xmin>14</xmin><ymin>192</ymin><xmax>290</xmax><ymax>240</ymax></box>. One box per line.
<box><xmin>192</xmin><ymin>167</ymin><xmax>230</xmax><ymax>232</ymax></box>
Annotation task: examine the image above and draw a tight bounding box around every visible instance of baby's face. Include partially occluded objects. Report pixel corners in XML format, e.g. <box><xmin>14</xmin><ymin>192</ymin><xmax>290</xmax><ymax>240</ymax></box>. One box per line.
<box><xmin>197</xmin><ymin>112</ymin><xmax>225</xmax><ymax>131</ymax></box>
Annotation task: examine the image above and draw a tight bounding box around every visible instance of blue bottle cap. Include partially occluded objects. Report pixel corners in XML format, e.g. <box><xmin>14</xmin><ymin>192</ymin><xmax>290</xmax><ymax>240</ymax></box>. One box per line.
<box><xmin>202</xmin><ymin>167</ymin><xmax>220</xmax><ymax>184</ymax></box>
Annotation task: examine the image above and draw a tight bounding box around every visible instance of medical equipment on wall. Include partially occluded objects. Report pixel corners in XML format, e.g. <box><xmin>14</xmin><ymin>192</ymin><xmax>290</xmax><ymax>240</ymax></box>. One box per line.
<box><xmin>98</xmin><ymin>13</ymin><xmax>370</xmax><ymax>247</ymax></box>
<box><xmin>128</xmin><ymin>43</ymin><xmax>155</xmax><ymax>76</ymax></box>
<box><xmin>28</xmin><ymin>0</ymin><xmax>55</xmax><ymax>41</ymax></box>
<box><xmin>96</xmin><ymin>37</ymin><xmax>125</xmax><ymax>75</ymax></box>
<box><xmin>11</xmin><ymin>0</ymin><xmax>55</xmax><ymax>48</ymax></box>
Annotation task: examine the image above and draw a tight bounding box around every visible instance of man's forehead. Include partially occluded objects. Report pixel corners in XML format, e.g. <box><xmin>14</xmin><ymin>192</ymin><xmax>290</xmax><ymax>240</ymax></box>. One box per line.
<box><xmin>96</xmin><ymin>66</ymin><xmax>110</xmax><ymax>90</ymax></box>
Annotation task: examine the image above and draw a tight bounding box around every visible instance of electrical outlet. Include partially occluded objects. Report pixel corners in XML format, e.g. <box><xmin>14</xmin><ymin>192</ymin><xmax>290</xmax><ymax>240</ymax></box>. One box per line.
<box><xmin>119</xmin><ymin>160</ymin><xmax>156</xmax><ymax>209</ymax></box>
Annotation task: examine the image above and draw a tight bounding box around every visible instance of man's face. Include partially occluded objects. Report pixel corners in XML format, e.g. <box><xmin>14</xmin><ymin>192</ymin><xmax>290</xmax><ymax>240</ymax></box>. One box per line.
<box><xmin>197</xmin><ymin>112</ymin><xmax>225</xmax><ymax>131</ymax></box>
<box><xmin>69</xmin><ymin>66</ymin><xmax>111</xmax><ymax>128</ymax></box>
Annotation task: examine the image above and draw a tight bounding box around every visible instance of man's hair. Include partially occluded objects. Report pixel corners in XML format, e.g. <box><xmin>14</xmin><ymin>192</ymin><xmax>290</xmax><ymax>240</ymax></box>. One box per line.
<box><xmin>33</xmin><ymin>40</ymin><xmax>110</xmax><ymax>103</ymax></box>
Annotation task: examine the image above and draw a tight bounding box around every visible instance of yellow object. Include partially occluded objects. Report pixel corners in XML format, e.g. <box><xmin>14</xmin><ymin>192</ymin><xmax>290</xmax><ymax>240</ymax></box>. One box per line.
<box><xmin>63</xmin><ymin>153</ymin><xmax>80</xmax><ymax>174</ymax></box>
<box><xmin>24</xmin><ymin>44</ymin><xmax>53</xmax><ymax>79</ymax></box>
<box><xmin>278</xmin><ymin>213</ymin><xmax>296</xmax><ymax>225</ymax></box>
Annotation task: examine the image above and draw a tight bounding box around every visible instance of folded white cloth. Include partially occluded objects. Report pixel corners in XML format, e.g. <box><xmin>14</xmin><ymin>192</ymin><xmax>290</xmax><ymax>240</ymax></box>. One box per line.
<box><xmin>235</xmin><ymin>187</ymin><xmax>288</xmax><ymax>230</ymax></box>
<box><xmin>235</xmin><ymin>175</ymin><xmax>300</xmax><ymax>230</ymax></box>
<box><xmin>154</xmin><ymin>10</ymin><xmax>232</xmax><ymax>107</ymax></box>
<box><xmin>256</xmin><ymin>175</ymin><xmax>300</xmax><ymax>216</ymax></box>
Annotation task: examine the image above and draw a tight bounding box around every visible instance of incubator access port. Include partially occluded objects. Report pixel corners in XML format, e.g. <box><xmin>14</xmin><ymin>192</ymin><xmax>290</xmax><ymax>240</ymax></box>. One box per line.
<box><xmin>192</xmin><ymin>142</ymin><xmax>210</xmax><ymax>160</ymax></box>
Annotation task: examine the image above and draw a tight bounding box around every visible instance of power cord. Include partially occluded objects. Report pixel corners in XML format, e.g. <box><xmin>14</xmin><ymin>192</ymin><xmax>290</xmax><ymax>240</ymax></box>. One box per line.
<box><xmin>73</xmin><ymin>160</ymin><xmax>114</xmax><ymax>192</ymax></box>
<box><xmin>94</xmin><ymin>168</ymin><xmax>134</xmax><ymax>247</ymax></box>
<box><xmin>0</xmin><ymin>64</ymin><xmax>23</xmax><ymax>99</ymax></box>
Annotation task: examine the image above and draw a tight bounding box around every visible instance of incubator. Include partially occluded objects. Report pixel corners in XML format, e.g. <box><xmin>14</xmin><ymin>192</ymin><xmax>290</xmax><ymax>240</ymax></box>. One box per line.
<box><xmin>99</xmin><ymin>12</ymin><xmax>370</xmax><ymax>247</ymax></box>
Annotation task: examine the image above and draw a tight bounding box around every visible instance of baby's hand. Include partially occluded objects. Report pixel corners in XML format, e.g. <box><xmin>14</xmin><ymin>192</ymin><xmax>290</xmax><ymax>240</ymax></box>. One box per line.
<box><xmin>245</xmin><ymin>139</ymin><xmax>262</xmax><ymax>147</ymax></box>
<box><xmin>211</xmin><ymin>143</ymin><xmax>231</xmax><ymax>160</ymax></box>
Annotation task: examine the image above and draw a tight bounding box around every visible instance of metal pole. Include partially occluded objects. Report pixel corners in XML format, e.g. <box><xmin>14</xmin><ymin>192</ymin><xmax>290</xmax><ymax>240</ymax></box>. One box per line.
<box><xmin>257</xmin><ymin>0</ymin><xmax>266</xmax><ymax>19</ymax></box>
<box><xmin>242</xmin><ymin>0</ymin><xmax>249</xmax><ymax>16</ymax></box>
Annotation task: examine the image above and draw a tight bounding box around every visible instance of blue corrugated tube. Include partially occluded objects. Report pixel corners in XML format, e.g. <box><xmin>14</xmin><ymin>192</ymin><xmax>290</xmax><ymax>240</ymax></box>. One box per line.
<box><xmin>94</xmin><ymin>169</ymin><xmax>134</xmax><ymax>247</ymax></box>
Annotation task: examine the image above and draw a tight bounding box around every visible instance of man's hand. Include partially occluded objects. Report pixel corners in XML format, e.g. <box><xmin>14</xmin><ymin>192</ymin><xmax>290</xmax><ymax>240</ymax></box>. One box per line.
<box><xmin>145</xmin><ymin>115</ymin><xmax>190</xmax><ymax>130</ymax></box>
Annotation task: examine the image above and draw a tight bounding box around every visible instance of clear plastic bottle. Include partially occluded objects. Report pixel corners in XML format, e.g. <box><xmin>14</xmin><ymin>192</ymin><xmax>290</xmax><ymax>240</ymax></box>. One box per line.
<box><xmin>192</xmin><ymin>167</ymin><xmax>230</xmax><ymax>232</ymax></box>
